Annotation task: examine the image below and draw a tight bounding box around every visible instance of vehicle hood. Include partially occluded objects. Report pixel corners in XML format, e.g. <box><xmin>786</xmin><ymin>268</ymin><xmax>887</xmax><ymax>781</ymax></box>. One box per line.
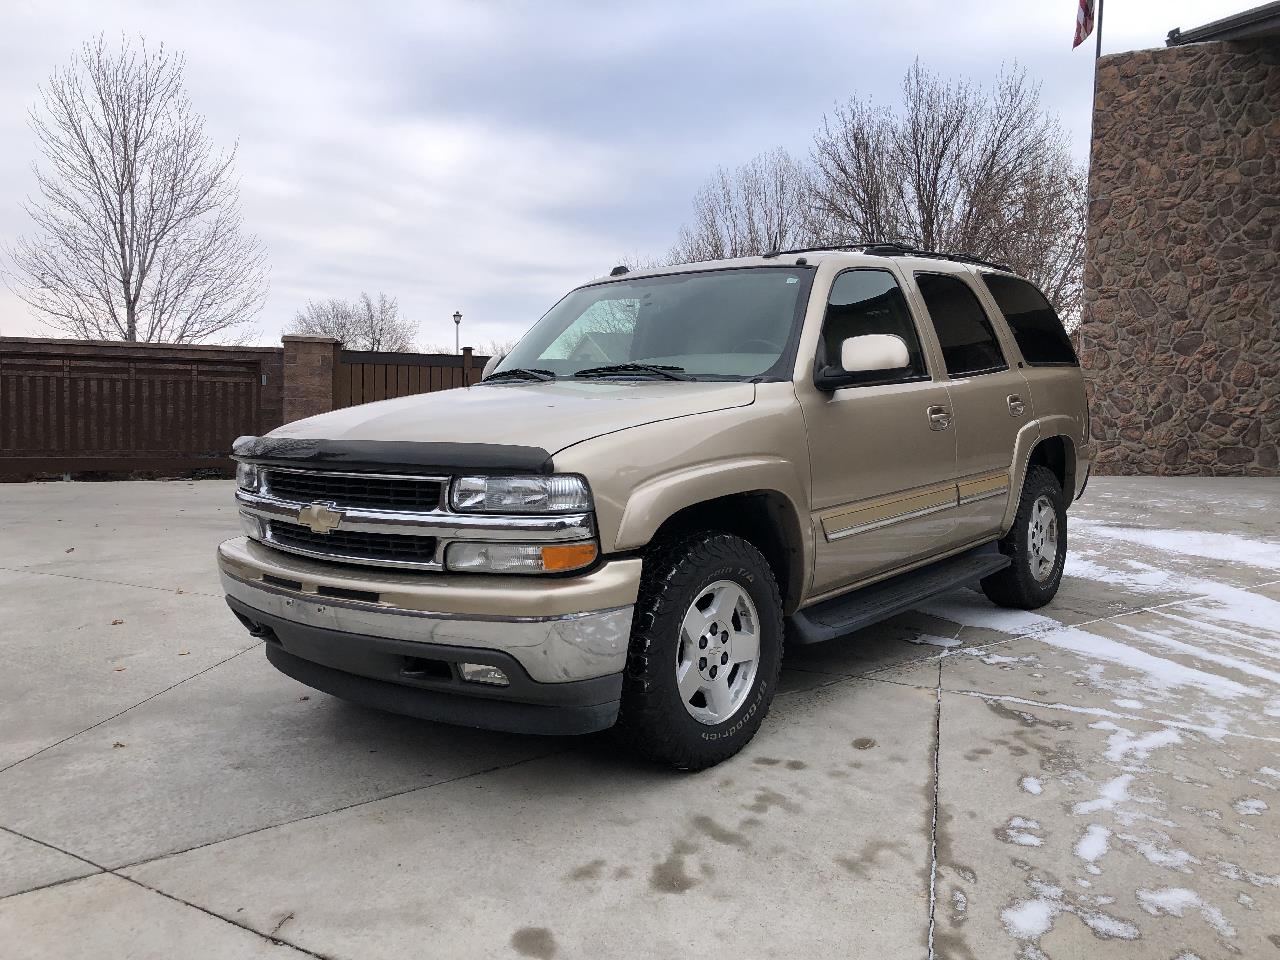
<box><xmin>269</xmin><ymin>380</ymin><xmax>756</xmax><ymax>455</ymax></box>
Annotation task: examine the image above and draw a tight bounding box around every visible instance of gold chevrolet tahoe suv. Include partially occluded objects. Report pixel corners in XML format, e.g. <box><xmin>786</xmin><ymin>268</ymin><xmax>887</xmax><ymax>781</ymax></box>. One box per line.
<box><xmin>220</xmin><ymin>244</ymin><xmax>1089</xmax><ymax>769</ymax></box>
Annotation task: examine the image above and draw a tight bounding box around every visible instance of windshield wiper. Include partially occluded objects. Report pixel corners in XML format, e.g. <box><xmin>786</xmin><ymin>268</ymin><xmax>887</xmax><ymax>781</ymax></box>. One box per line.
<box><xmin>573</xmin><ymin>363</ymin><xmax>693</xmax><ymax>381</ymax></box>
<box><xmin>484</xmin><ymin>367</ymin><xmax>557</xmax><ymax>383</ymax></box>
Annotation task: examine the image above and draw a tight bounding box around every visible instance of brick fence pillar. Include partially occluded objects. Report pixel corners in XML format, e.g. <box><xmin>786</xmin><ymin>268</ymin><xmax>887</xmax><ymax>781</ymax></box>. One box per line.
<box><xmin>282</xmin><ymin>335</ymin><xmax>341</xmax><ymax>424</ymax></box>
<box><xmin>462</xmin><ymin>346</ymin><xmax>474</xmax><ymax>385</ymax></box>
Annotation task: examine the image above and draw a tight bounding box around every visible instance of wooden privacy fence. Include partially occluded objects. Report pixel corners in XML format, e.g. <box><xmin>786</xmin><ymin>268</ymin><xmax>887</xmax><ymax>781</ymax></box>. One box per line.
<box><xmin>0</xmin><ymin>336</ymin><xmax>490</xmax><ymax>478</ymax></box>
<box><xmin>0</xmin><ymin>338</ymin><xmax>283</xmax><ymax>475</ymax></box>
<box><xmin>335</xmin><ymin>347</ymin><xmax>487</xmax><ymax>408</ymax></box>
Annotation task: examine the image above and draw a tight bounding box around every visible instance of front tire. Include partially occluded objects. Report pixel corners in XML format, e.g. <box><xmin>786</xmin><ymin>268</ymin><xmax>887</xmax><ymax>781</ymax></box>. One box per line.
<box><xmin>617</xmin><ymin>532</ymin><xmax>783</xmax><ymax>770</ymax></box>
<box><xmin>981</xmin><ymin>465</ymin><xmax>1067</xmax><ymax>610</ymax></box>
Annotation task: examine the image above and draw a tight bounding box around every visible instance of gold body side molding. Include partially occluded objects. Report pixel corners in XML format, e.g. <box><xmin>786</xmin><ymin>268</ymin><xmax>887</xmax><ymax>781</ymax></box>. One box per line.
<box><xmin>821</xmin><ymin>481</ymin><xmax>959</xmax><ymax>541</ymax></box>
<box><xmin>957</xmin><ymin>470</ymin><xmax>1010</xmax><ymax>506</ymax></box>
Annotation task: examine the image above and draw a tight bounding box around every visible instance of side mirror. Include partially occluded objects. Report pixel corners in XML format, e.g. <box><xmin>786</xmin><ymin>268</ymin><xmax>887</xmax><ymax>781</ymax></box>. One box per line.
<box><xmin>840</xmin><ymin>334</ymin><xmax>910</xmax><ymax>373</ymax></box>
<box><xmin>481</xmin><ymin>353</ymin><xmax>505</xmax><ymax>380</ymax></box>
<box><xmin>815</xmin><ymin>334</ymin><xmax>911</xmax><ymax>391</ymax></box>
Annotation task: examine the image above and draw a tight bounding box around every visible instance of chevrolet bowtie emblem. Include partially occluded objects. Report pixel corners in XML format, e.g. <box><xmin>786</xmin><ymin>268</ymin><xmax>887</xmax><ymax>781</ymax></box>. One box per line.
<box><xmin>297</xmin><ymin>501</ymin><xmax>343</xmax><ymax>535</ymax></box>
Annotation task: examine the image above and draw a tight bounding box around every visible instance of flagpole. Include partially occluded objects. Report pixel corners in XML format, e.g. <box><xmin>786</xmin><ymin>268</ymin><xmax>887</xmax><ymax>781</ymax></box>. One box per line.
<box><xmin>1095</xmin><ymin>0</ymin><xmax>1104</xmax><ymax>59</ymax></box>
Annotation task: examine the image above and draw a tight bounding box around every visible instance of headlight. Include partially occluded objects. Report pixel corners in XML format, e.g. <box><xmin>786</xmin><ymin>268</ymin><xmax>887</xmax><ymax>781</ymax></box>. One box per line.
<box><xmin>445</xmin><ymin>541</ymin><xmax>598</xmax><ymax>574</ymax></box>
<box><xmin>450</xmin><ymin>475</ymin><xmax>590</xmax><ymax>513</ymax></box>
<box><xmin>236</xmin><ymin>462</ymin><xmax>260</xmax><ymax>492</ymax></box>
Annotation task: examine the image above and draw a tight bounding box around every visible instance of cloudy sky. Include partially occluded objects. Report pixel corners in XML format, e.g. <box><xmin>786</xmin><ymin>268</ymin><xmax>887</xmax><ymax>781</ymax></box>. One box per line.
<box><xmin>0</xmin><ymin>0</ymin><xmax>1246</xmax><ymax>348</ymax></box>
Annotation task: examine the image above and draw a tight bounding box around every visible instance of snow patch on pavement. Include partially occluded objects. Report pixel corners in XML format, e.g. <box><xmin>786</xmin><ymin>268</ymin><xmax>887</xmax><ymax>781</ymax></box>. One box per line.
<box><xmin>1090</xmin><ymin>721</ymin><xmax>1182</xmax><ymax>764</ymax></box>
<box><xmin>1214</xmin><ymin>859</ymin><xmax>1280</xmax><ymax>888</ymax></box>
<box><xmin>1136</xmin><ymin>887</ymin><xmax>1236</xmax><ymax>938</ymax></box>
<box><xmin>1002</xmin><ymin>879</ymin><xmax>1139</xmax><ymax>943</ymax></box>
<box><xmin>1075</xmin><ymin>524</ymin><xmax>1280</xmax><ymax>572</ymax></box>
<box><xmin>998</xmin><ymin>817</ymin><xmax>1044</xmax><ymax>847</ymax></box>
<box><xmin>1073</xmin><ymin>775</ymin><xmax>1139</xmax><ymax>816</ymax></box>
<box><xmin>1037</xmin><ymin>626</ymin><xmax>1260</xmax><ymax>699</ymax></box>
<box><xmin>1074</xmin><ymin>824</ymin><xmax>1111</xmax><ymax>875</ymax></box>
<box><xmin>1118</xmin><ymin>833</ymin><xmax>1201</xmax><ymax>872</ymax></box>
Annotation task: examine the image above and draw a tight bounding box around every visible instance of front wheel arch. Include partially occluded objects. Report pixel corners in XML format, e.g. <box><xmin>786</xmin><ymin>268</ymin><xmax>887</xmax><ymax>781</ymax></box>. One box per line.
<box><xmin>642</xmin><ymin>489</ymin><xmax>807</xmax><ymax>615</ymax></box>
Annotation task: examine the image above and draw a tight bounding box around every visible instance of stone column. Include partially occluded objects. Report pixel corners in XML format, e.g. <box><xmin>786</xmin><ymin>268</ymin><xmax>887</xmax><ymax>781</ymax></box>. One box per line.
<box><xmin>1078</xmin><ymin>39</ymin><xmax>1279</xmax><ymax>477</ymax></box>
<box><xmin>281</xmin><ymin>335</ymin><xmax>341</xmax><ymax>424</ymax></box>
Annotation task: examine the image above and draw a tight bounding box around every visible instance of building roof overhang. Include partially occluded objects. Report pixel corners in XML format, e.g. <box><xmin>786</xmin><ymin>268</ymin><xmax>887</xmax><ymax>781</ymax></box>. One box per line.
<box><xmin>1167</xmin><ymin>1</ymin><xmax>1280</xmax><ymax>45</ymax></box>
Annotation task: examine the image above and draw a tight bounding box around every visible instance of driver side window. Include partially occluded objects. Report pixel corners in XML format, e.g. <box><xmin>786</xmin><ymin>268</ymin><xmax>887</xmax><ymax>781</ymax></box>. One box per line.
<box><xmin>819</xmin><ymin>269</ymin><xmax>929</xmax><ymax>386</ymax></box>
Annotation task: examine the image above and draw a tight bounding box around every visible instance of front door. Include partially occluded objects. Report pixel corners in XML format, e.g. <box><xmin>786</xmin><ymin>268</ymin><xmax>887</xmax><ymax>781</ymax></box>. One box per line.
<box><xmin>800</xmin><ymin>268</ymin><xmax>958</xmax><ymax>596</ymax></box>
<box><xmin>911</xmin><ymin>271</ymin><xmax>1026</xmax><ymax>546</ymax></box>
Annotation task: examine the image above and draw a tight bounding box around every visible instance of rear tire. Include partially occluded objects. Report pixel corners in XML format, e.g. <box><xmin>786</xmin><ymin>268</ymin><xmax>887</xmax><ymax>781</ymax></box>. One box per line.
<box><xmin>616</xmin><ymin>532</ymin><xmax>783</xmax><ymax>771</ymax></box>
<box><xmin>981</xmin><ymin>465</ymin><xmax>1067</xmax><ymax>610</ymax></box>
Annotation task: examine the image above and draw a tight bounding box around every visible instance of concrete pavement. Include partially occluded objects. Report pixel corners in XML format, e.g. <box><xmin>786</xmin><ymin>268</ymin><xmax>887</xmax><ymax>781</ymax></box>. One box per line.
<box><xmin>1</xmin><ymin>478</ymin><xmax>1277</xmax><ymax>958</ymax></box>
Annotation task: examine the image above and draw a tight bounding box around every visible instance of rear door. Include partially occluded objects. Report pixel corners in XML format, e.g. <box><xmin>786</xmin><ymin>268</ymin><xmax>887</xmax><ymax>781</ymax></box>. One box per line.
<box><xmin>911</xmin><ymin>271</ymin><xmax>1027</xmax><ymax>546</ymax></box>
<box><xmin>976</xmin><ymin>272</ymin><xmax>1089</xmax><ymax>502</ymax></box>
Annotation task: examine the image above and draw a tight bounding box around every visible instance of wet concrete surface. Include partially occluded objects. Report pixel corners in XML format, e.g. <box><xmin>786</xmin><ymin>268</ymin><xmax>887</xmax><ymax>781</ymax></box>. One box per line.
<box><xmin>1</xmin><ymin>477</ymin><xmax>1277</xmax><ymax>958</ymax></box>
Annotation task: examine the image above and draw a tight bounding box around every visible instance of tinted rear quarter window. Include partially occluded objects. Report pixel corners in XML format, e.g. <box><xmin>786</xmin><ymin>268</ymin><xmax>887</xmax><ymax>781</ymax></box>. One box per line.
<box><xmin>981</xmin><ymin>274</ymin><xmax>1079</xmax><ymax>366</ymax></box>
<box><xmin>914</xmin><ymin>272</ymin><xmax>1007</xmax><ymax>378</ymax></box>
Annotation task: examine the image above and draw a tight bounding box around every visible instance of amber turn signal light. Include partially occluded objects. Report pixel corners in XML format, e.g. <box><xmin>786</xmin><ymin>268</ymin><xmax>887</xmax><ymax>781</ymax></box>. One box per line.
<box><xmin>540</xmin><ymin>542</ymin><xmax>598</xmax><ymax>572</ymax></box>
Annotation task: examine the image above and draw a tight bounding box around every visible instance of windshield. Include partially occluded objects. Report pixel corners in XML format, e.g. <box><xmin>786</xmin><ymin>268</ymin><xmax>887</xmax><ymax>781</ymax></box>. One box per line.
<box><xmin>493</xmin><ymin>267</ymin><xmax>811</xmax><ymax>381</ymax></box>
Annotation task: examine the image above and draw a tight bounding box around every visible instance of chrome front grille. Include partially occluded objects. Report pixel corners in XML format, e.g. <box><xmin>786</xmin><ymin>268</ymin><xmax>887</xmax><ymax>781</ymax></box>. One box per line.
<box><xmin>264</xmin><ymin>468</ymin><xmax>444</xmax><ymax>513</ymax></box>
<box><xmin>268</xmin><ymin>521</ymin><xmax>440</xmax><ymax>567</ymax></box>
<box><xmin>236</xmin><ymin>466</ymin><xmax>594</xmax><ymax>572</ymax></box>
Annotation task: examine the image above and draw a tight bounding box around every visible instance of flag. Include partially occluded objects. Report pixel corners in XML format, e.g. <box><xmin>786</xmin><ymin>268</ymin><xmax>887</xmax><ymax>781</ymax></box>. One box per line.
<box><xmin>1073</xmin><ymin>0</ymin><xmax>1095</xmax><ymax>48</ymax></box>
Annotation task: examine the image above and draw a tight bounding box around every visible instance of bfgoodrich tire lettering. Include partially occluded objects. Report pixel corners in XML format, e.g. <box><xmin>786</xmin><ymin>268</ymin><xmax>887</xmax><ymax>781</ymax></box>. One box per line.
<box><xmin>617</xmin><ymin>533</ymin><xmax>783</xmax><ymax>770</ymax></box>
<box><xmin>981</xmin><ymin>464</ymin><xmax>1068</xmax><ymax>610</ymax></box>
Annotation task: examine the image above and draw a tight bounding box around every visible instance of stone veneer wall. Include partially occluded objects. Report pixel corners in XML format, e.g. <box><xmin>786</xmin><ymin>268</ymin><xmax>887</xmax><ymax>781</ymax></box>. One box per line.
<box><xmin>1078</xmin><ymin>39</ymin><xmax>1279</xmax><ymax>476</ymax></box>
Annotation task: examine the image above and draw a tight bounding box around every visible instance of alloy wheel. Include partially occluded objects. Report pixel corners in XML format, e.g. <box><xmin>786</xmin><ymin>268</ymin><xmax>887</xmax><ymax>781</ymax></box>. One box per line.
<box><xmin>675</xmin><ymin>579</ymin><xmax>761</xmax><ymax>724</ymax></box>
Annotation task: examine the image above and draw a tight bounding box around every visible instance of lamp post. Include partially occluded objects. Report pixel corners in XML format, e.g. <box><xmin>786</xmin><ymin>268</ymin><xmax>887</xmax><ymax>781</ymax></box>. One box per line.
<box><xmin>453</xmin><ymin>311</ymin><xmax>462</xmax><ymax>355</ymax></box>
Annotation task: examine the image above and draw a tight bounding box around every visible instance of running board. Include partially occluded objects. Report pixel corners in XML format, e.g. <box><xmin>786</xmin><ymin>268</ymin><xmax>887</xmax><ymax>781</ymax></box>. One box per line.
<box><xmin>786</xmin><ymin>544</ymin><xmax>1010</xmax><ymax>645</ymax></box>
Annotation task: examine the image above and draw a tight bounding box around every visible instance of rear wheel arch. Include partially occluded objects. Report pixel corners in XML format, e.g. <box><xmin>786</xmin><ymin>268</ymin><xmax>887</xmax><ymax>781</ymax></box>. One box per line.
<box><xmin>1003</xmin><ymin>426</ymin><xmax>1078</xmax><ymax>534</ymax></box>
<box><xmin>1027</xmin><ymin>434</ymin><xmax>1075</xmax><ymax>505</ymax></box>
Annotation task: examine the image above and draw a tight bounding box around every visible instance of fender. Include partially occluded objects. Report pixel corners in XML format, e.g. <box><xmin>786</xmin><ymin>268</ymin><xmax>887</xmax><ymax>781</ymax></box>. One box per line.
<box><xmin>613</xmin><ymin>456</ymin><xmax>812</xmax><ymax>559</ymax></box>
<box><xmin>1001</xmin><ymin>416</ymin><xmax>1079</xmax><ymax>534</ymax></box>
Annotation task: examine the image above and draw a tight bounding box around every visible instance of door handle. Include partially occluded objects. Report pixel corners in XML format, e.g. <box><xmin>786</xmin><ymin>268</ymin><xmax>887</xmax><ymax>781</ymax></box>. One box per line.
<box><xmin>926</xmin><ymin>405</ymin><xmax>952</xmax><ymax>431</ymax></box>
<box><xmin>1007</xmin><ymin>395</ymin><xmax>1026</xmax><ymax>417</ymax></box>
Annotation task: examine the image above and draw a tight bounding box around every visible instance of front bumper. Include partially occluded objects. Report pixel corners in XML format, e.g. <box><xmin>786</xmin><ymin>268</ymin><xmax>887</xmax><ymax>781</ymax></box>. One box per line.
<box><xmin>218</xmin><ymin>536</ymin><xmax>641</xmax><ymax>735</ymax></box>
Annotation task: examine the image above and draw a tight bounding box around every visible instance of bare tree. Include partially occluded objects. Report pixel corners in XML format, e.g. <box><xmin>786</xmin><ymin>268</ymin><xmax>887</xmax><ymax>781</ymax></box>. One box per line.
<box><xmin>670</xmin><ymin>149</ymin><xmax>811</xmax><ymax>263</ymax></box>
<box><xmin>5</xmin><ymin>36</ymin><xmax>267</xmax><ymax>342</ymax></box>
<box><xmin>479</xmin><ymin>337</ymin><xmax>518</xmax><ymax>356</ymax></box>
<box><xmin>420</xmin><ymin>337</ymin><xmax>516</xmax><ymax>356</ymax></box>
<box><xmin>288</xmin><ymin>292</ymin><xmax>415</xmax><ymax>351</ymax></box>
<box><xmin>811</xmin><ymin>62</ymin><xmax>1086</xmax><ymax>322</ymax></box>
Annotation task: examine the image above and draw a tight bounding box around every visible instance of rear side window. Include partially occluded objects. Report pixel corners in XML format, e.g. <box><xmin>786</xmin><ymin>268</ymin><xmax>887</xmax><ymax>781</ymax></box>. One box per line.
<box><xmin>981</xmin><ymin>274</ymin><xmax>1079</xmax><ymax>366</ymax></box>
<box><xmin>819</xmin><ymin>269</ymin><xmax>928</xmax><ymax>385</ymax></box>
<box><xmin>914</xmin><ymin>273</ymin><xmax>1007</xmax><ymax>378</ymax></box>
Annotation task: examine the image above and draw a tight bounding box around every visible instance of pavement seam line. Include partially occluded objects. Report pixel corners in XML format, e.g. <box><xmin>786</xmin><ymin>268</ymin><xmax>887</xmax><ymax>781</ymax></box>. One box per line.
<box><xmin>0</xmin><ymin>641</ymin><xmax>264</xmax><ymax>776</ymax></box>
<box><xmin>0</xmin><ymin>825</ymin><xmax>330</xmax><ymax>957</ymax></box>
<box><xmin>110</xmin><ymin>747</ymin><xmax>567</xmax><ymax>873</ymax></box>
<box><xmin>118</xmin><ymin>874</ymin><xmax>335</xmax><ymax>959</ymax></box>
<box><xmin>0</xmin><ymin>824</ymin><xmax>105</xmax><ymax>900</ymax></box>
<box><xmin>0</xmin><ymin>564</ymin><xmax>223</xmax><ymax>599</ymax></box>
<box><xmin>941</xmin><ymin>687</ymin><xmax>1280</xmax><ymax>743</ymax></box>
<box><xmin>925</xmin><ymin>628</ymin><xmax>956</xmax><ymax>960</ymax></box>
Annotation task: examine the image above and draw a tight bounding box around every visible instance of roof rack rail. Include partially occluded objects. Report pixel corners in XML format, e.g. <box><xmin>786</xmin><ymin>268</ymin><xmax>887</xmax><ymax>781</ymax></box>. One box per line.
<box><xmin>761</xmin><ymin>241</ymin><xmax>1012</xmax><ymax>273</ymax></box>
<box><xmin>760</xmin><ymin>242</ymin><xmax>870</xmax><ymax>259</ymax></box>
<box><xmin>863</xmin><ymin>244</ymin><xmax>1014</xmax><ymax>273</ymax></box>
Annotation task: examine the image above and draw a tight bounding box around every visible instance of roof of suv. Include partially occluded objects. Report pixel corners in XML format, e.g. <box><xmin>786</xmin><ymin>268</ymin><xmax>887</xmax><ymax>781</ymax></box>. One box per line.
<box><xmin>592</xmin><ymin>245</ymin><xmax>1017</xmax><ymax>285</ymax></box>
